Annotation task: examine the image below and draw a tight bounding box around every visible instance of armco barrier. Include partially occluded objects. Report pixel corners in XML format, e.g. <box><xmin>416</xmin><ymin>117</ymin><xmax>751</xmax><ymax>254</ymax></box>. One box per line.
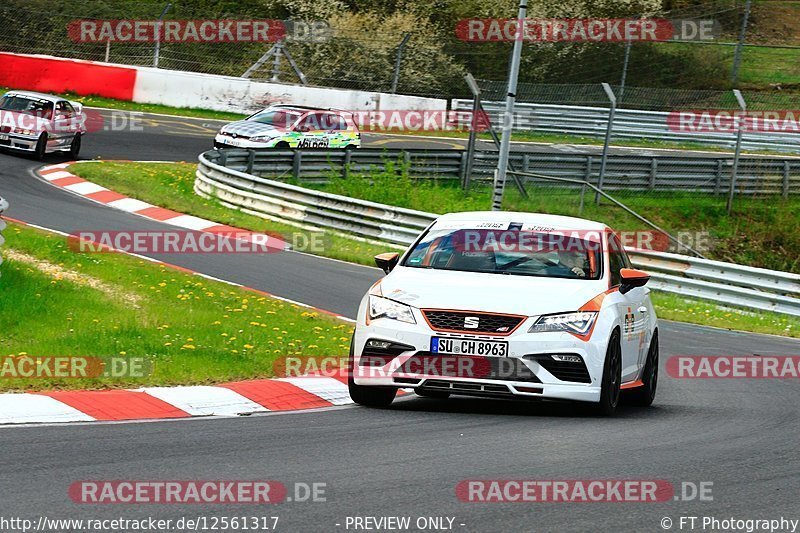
<box><xmin>0</xmin><ymin>196</ymin><xmax>8</xmax><ymax>275</ymax></box>
<box><xmin>196</xmin><ymin>151</ymin><xmax>800</xmax><ymax>316</ymax></box>
<box><xmin>452</xmin><ymin>100</ymin><xmax>800</xmax><ymax>153</ymax></box>
<box><xmin>211</xmin><ymin>148</ymin><xmax>800</xmax><ymax>196</ymax></box>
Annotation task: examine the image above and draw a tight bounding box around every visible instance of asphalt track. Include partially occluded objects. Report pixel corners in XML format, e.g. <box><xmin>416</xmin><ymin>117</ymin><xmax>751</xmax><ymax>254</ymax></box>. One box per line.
<box><xmin>1</xmin><ymin>110</ymin><xmax>799</xmax><ymax>532</ymax></box>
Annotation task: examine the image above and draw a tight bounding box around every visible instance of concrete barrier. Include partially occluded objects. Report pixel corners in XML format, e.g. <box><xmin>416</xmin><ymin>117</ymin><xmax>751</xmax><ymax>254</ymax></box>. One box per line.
<box><xmin>0</xmin><ymin>52</ymin><xmax>447</xmax><ymax>114</ymax></box>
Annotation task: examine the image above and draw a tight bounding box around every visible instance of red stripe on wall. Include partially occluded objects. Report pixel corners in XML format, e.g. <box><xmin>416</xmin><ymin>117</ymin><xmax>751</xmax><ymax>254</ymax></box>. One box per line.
<box><xmin>0</xmin><ymin>53</ymin><xmax>137</xmax><ymax>101</ymax></box>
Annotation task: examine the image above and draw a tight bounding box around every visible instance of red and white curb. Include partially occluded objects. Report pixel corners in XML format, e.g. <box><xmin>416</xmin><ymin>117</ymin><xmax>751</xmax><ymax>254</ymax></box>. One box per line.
<box><xmin>0</xmin><ymin>376</ymin><xmax>355</xmax><ymax>425</ymax></box>
<box><xmin>0</xmin><ymin>163</ymin><xmax>384</xmax><ymax>425</ymax></box>
<box><xmin>38</xmin><ymin>162</ymin><xmax>281</xmax><ymax>244</ymax></box>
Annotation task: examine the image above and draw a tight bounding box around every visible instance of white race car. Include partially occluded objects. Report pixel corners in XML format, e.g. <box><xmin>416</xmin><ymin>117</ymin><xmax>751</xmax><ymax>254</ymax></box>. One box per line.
<box><xmin>350</xmin><ymin>211</ymin><xmax>658</xmax><ymax>415</ymax></box>
<box><xmin>0</xmin><ymin>91</ymin><xmax>86</xmax><ymax>159</ymax></box>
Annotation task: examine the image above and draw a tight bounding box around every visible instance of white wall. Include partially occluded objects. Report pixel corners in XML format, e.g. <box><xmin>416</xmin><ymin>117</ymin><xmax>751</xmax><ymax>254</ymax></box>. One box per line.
<box><xmin>132</xmin><ymin>66</ymin><xmax>447</xmax><ymax>114</ymax></box>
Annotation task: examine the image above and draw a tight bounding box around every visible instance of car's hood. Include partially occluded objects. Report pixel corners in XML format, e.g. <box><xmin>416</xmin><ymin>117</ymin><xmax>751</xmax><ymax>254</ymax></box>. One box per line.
<box><xmin>220</xmin><ymin>120</ymin><xmax>284</xmax><ymax>137</ymax></box>
<box><xmin>377</xmin><ymin>266</ymin><xmax>606</xmax><ymax>316</ymax></box>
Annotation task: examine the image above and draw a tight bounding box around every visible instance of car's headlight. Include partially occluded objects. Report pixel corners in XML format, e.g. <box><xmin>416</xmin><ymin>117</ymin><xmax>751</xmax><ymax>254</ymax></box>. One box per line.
<box><xmin>250</xmin><ymin>135</ymin><xmax>275</xmax><ymax>142</ymax></box>
<box><xmin>528</xmin><ymin>311</ymin><xmax>597</xmax><ymax>335</ymax></box>
<box><xmin>368</xmin><ymin>295</ymin><xmax>416</xmax><ymax>324</ymax></box>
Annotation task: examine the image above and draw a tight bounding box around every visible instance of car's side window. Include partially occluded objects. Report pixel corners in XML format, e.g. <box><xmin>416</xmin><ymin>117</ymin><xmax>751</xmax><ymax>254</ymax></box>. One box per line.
<box><xmin>608</xmin><ymin>233</ymin><xmax>626</xmax><ymax>287</ymax></box>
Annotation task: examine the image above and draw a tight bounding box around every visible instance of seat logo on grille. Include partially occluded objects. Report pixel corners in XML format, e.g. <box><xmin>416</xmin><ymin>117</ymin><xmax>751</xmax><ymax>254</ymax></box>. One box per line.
<box><xmin>464</xmin><ymin>316</ymin><xmax>480</xmax><ymax>329</ymax></box>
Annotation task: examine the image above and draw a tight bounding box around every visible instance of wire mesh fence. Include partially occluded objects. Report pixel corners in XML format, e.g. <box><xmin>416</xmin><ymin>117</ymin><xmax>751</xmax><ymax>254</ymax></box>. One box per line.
<box><xmin>3</xmin><ymin>0</ymin><xmax>799</xmax><ymax>101</ymax></box>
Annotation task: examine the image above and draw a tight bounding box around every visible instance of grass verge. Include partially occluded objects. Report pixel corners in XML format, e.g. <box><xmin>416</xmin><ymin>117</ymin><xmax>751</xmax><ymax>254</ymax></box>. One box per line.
<box><xmin>310</xmin><ymin>170</ymin><xmax>800</xmax><ymax>274</ymax></box>
<box><xmin>66</xmin><ymin>161</ymin><xmax>800</xmax><ymax>338</ymax></box>
<box><xmin>68</xmin><ymin>161</ymin><xmax>390</xmax><ymax>266</ymax></box>
<box><xmin>0</xmin><ymin>222</ymin><xmax>353</xmax><ymax>391</ymax></box>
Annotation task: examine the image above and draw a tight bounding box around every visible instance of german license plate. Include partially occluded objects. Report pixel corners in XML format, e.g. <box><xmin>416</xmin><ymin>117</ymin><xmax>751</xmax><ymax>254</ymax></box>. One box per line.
<box><xmin>431</xmin><ymin>337</ymin><xmax>508</xmax><ymax>357</ymax></box>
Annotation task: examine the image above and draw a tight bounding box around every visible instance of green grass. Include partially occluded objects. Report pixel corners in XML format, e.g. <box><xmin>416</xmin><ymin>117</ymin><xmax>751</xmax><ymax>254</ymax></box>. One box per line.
<box><xmin>66</xmin><ymin>160</ymin><xmax>800</xmax><ymax>338</ymax></box>
<box><xmin>0</xmin><ymin>222</ymin><xmax>353</xmax><ymax>391</ymax></box>
<box><xmin>310</xmin><ymin>170</ymin><xmax>800</xmax><ymax>273</ymax></box>
<box><xmin>69</xmin><ymin>161</ymin><xmax>391</xmax><ymax>266</ymax></box>
<box><xmin>653</xmin><ymin>292</ymin><xmax>799</xmax><ymax>338</ymax></box>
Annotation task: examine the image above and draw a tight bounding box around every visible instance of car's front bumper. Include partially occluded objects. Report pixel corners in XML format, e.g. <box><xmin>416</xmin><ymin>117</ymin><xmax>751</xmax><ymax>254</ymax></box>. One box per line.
<box><xmin>214</xmin><ymin>134</ymin><xmax>279</xmax><ymax>149</ymax></box>
<box><xmin>0</xmin><ymin>133</ymin><xmax>38</xmax><ymax>152</ymax></box>
<box><xmin>352</xmin><ymin>317</ymin><xmax>609</xmax><ymax>403</ymax></box>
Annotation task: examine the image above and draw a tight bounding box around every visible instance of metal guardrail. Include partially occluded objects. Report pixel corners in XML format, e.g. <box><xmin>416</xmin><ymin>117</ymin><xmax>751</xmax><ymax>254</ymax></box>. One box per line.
<box><xmin>196</xmin><ymin>151</ymin><xmax>800</xmax><ymax>316</ymax></box>
<box><xmin>212</xmin><ymin>148</ymin><xmax>800</xmax><ymax>196</ymax></box>
<box><xmin>452</xmin><ymin>100</ymin><xmax>800</xmax><ymax>153</ymax></box>
<box><xmin>0</xmin><ymin>196</ymin><xmax>8</xmax><ymax>275</ymax></box>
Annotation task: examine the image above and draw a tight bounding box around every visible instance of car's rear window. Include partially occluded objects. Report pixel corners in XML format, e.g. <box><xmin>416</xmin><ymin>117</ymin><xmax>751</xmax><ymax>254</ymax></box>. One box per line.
<box><xmin>403</xmin><ymin>225</ymin><xmax>603</xmax><ymax>280</ymax></box>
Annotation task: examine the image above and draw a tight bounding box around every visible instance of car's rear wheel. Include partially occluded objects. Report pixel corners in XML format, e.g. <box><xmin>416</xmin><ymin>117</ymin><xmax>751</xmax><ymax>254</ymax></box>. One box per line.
<box><xmin>274</xmin><ymin>141</ymin><xmax>290</xmax><ymax>149</ymax></box>
<box><xmin>34</xmin><ymin>133</ymin><xmax>47</xmax><ymax>161</ymax></box>
<box><xmin>347</xmin><ymin>338</ymin><xmax>397</xmax><ymax>408</ymax></box>
<box><xmin>625</xmin><ymin>330</ymin><xmax>658</xmax><ymax>406</ymax></box>
<box><xmin>593</xmin><ymin>329</ymin><xmax>622</xmax><ymax>416</ymax></box>
<box><xmin>69</xmin><ymin>134</ymin><xmax>81</xmax><ymax>158</ymax></box>
<box><xmin>344</xmin><ymin>144</ymin><xmax>357</xmax><ymax>151</ymax></box>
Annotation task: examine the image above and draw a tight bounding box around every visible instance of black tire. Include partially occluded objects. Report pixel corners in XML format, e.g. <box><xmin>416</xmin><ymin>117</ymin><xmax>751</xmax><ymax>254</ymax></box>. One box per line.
<box><xmin>625</xmin><ymin>330</ymin><xmax>658</xmax><ymax>407</ymax></box>
<box><xmin>593</xmin><ymin>329</ymin><xmax>622</xmax><ymax>416</ymax></box>
<box><xmin>34</xmin><ymin>133</ymin><xmax>47</xmax><ymax>161</ymax></box>
<box><xmin>69</xmin><ymin>134</ymin><xmax>81</xmax><ymax>159</ymax></box>
<box><xmin>415</xmin><ymin>389</ymin><xmax>450</xmax><ymax>399</ymax></box>
<box><xmin>347</xmin><ymin>339</ymin><xmax>397</xmax><ymax>408</ymax></box>
<box><xmin>344</xmin><ymin>144</ymin><xmax>357</xmax><ymax>151</ymax></box>
<box><xmin>274</xmin><ymin>141</ymin><xmax>290</xmax><ymax>149</ymax></box>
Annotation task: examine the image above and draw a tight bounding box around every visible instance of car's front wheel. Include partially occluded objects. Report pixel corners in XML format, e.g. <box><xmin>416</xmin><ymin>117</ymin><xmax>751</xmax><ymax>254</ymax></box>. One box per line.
<box><xmin>593</xmin><ymin>329</ymin><xmax>622</xmax><ymax>416</ymax></box>
<box><xmin>34</xmin><ymin>133</ymin><xmax>48</xmax><ymax>161</ymax></box>
<box><xmin>625</xmin><ymin>330</ymin><xmax>658</xmax><ymax>406</ymax></box>
<box><xmin>69</xmin><ymin>134</ymin><xmax>81</xmax><ymax>158</ymax></box>
<box><xmin>347</xmin><ymin>339</ymin><xmax>397</xmax><ymax>408</ymax></box>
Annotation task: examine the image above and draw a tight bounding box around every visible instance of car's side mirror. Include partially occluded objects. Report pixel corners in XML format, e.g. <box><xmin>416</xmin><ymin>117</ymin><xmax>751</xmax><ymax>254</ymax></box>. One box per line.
<box><xmin>374</xmin><ymin>252</ymin><xmax>399</xmax><ymax>274</ymax></box>
<box><xmin>619</xmin><ymin>268</ymin><xmax>650</xmax><ymax>294</ymax></box>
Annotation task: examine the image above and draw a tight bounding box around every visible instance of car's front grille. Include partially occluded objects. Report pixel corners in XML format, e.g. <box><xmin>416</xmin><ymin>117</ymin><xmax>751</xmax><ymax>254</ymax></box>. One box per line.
<box><xmin>421</xmin><ymin>379</ymin><xmax>514</xmax><ymax>396</ymax></box>
<box><xmin>394</xmin><ymin>352</ymin><xmax>541</xmax><ymax>382</ymax></box>
<box><xmin>422</xmin><ymin>310</ymin><xmax>525</xmax><ymax>335</ymax></box>
<box><xmin>528</xmin><ymin>354</ymin><xmax>591</xmax><ymax>383</ymax></box>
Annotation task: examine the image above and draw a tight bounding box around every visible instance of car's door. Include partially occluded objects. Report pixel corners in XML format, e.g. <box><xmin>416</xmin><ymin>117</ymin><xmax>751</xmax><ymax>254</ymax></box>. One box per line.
<box><xmin>295</xmin><ymin>113</ymin><xmax>329</xmax><ymax>148</ymax></box>
<box><xmin>607</xmin><ymin>232</ymin><xmax>651</xmax><ymax>381</ymax></box>
<box><xmin>52</xmin><ymin>101</ymin><xmax>75</xmax><ymax>147</ymax></box>
<box><xmin>322</xmin><ymin>113</ymin><xmax>350</xmax><ymax>148</ymax></box>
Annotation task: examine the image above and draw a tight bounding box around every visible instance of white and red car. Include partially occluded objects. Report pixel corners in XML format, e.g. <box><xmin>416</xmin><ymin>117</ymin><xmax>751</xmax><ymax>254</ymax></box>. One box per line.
<box><xmin>350</xmin><ymin>211</ymin><xmax>659</xmax><ymax>415</ymax></box>
<box><xmin>0</xmin><ymin>91</ymin><xmax>86</xmax><ymax>159</ymax></box>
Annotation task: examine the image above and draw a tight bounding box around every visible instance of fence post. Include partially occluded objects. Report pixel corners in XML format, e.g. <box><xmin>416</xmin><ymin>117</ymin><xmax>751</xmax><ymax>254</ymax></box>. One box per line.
<box><xmin>343</xmin><ymin>149</ymin><xmax>352</xmax><ymax>179</ymax></box>
<box><xmin>391</xmin><ymin>34</ymin><xmax>412</xmax><ymax>93</ymax></box>
<box><xmin>246</xmin><ymin>150</ymin><xmax>255</xmax><ymax>174</ymax></box>
<box><xmin>731</xmin><ymin>0</ymin><xmax>752</xmax><ymax>86</ymax></box>
<box><xmin>596</xmin><ymin>82</ymin><xmax>617</xmax><ymax>205</ymax></box>
<box><xmin>726</xmin><ymin>90</ymin><xmax>747</xmax><ymax>214</ymax></box>
<box><xmin>292</xmin><ymin>151</ymin><xmax>303</xmax><ymax>180</ymax></box>
<box><xmin>459</xmin><ymin>151</ymin><xmax>468</xmax><ymax>187</ymax></box>
<box><xmin>648</xmin><ymin>159</ymin><xmax>657</xmax><ymax>191</ymax></box>
<box><xmin>783</xmin><ymin>161</ymin><xmax>791</xmax><ymax>199</ymax></box>
<box><xmin>219</xmin><ymin>150</ymin><xmax>228</xmax><ymax>166</ymax></box>
<box><xmin>580</xmin><ymin>156</ymin><xmax>593</xmax><ymax>215</ymax></box>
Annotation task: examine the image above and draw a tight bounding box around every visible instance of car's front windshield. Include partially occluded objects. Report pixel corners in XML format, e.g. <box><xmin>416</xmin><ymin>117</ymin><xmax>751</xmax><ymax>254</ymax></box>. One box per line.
<box><xmin>247</xmin><ymin>109</ymin><xmax>300</xmax><ymax>128</ymax></box>
<box><xmin>403</xmin><ymin>224</ymin><xmax>603</xmax><ymax>280</ymax></box>
<box><xmin>0</xmin><ymin>95</ymin><xmax>53</xmax><ymax>119</ymax></box>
